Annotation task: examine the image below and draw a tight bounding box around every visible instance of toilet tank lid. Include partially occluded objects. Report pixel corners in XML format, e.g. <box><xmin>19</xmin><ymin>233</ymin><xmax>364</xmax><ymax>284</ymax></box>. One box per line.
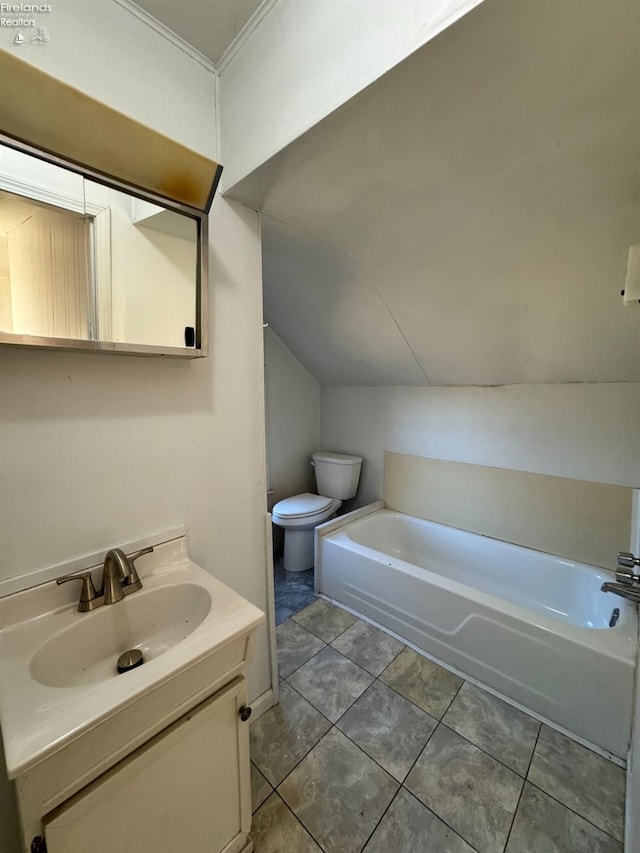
<box><xmin>312</xmin><ymin>451</ymin><xmax>362</xmax><ymax>465</ymax></box>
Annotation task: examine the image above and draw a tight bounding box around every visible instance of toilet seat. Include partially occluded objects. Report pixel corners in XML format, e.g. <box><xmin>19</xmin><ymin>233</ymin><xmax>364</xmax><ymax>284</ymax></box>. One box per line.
<box><xmin>272</xmin><ymin>493</ymin><xmax>334</xmax><ymax>520</ymax></box>
<box><xmin>272</xmin><ymin>493</ymin><xmax>342</xmax><ymax>571</ymax></box>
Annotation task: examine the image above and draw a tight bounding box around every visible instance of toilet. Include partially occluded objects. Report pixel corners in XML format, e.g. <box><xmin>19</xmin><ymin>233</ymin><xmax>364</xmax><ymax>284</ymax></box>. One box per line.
<box><xmin>272</xmin><ymin>451</ymin><xmax>363</xmax><ymax>572</ymax></box>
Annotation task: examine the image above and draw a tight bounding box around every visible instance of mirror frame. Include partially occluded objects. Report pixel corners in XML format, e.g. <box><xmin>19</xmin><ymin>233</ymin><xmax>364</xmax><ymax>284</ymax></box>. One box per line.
<box><xmin>0</xmin><ymin>132</ymin><xmax>209</xmax><ymax>359</ymax></box>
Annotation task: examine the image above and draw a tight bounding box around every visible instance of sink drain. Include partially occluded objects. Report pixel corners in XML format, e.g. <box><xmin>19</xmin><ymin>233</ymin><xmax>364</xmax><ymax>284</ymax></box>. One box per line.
<box><xmin>117</xmin><ymin>649</ymin><xmax>144</xmax><ymax>674</ymax></box>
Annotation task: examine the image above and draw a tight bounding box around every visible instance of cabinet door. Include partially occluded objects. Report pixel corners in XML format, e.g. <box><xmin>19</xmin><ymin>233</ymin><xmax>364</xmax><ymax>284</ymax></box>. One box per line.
<box><xmin>43</xmin><ymin>677</ymin><xmax>251</xmax><ymax>853</ymax></box>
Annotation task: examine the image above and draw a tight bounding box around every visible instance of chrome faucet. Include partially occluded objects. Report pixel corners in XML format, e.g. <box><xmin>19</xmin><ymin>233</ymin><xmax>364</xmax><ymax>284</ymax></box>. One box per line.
<box><xmin>601</xmin><ymin>551</ymin><xmax>640</xmax><ymax>604</ymax></box>
<box><xmin>102</xmin><ymin>548</ymin><xmax>145</xmax><ymax>604</ymax></box>
<box><xmin>57</xmin><ymin>546</ymin><xmax>152</xmax><ymax>612</ymax></box>
<box><xmin>601</xmin><ymin>582</ymin><xmax>640</xmax><ymax>603</ymax></box>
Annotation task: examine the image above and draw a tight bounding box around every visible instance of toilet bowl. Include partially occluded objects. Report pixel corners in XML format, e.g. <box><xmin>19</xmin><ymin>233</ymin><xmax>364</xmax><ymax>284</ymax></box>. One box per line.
<box><xmin>272</xmin><ymin>451</ymin><xmax>362</xmax><ymax>572</ymax></box>
<box><xmin>272</xmin><ymin>493</ymin><xmax>341</xmax><ymax>572</ymax></box>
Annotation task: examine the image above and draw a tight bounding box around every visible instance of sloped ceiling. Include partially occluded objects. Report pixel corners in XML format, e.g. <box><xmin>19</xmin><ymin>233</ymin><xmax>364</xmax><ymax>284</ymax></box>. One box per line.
<box><xmin>230</xmin><ymin>0</ymin><xmax>640</xmax><ymax>386</ymax></box>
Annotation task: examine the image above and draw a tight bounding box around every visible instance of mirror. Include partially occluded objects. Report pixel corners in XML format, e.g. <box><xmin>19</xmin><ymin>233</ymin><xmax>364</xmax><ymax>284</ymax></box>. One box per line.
<box><xmin>0</xmin><ymin>136</ymin><xmax>207</xmax><ymax>357</ymax></box>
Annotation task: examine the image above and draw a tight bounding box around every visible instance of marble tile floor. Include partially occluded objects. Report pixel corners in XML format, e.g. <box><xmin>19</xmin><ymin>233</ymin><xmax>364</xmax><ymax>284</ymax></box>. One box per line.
<box><xmin>273</xmin><ymin>552</ymin><xmax>317</xmax><ymax>625</ymax></box>
<box><xmin>250</xmin><ymin>598</ymin><xmax>625</xmax><ymax>853</ymax></box>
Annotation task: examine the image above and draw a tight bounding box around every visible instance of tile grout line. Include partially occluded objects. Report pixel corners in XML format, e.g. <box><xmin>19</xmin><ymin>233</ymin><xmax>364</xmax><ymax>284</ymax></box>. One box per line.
<box><xmin>342</xmin><ymin>640</ymin><xmax>407</xmax><ymax>679</ymax></box>
<box><xmin>359</xmin><ymin>786</ymin><xmax>401</xmax><ymax>852</ymax></box>
<box><xmin>285</xmin><ymin>664</ymin><xmax>375</xmax><ymax>731</ymax></box>
<box><xmin>279</xmin><ymin>638</ymin><xmax>328</xmax><ymax>681</ymax></box>
<box><xmin>523</xmin><ymin>725</ymin><xmax>623</xmax><ymax>845</ymax></box>
<box><xmin>524</xmin><ymin>779</ymin><xmax>624</xmax><ymax>846</ymax></box>
<box><xmin>397</xmin><ymin>719</ymin><xmax>482</xmax><ymax>852</ymax></box>
<box><xmin>274</xmin><ymin>789</ymin><xmax>329</xmax><ymax>852</ymax></box>
<box><xmin>283</xmin><ymin>677</ymin><xmax>338</xmax><ymax>728</ymax></box>
<box><xmin>436</xmin><ymin>720</ymin><xmax>532</xmax><ymax>781</ymax></box>
<box><xmin>501</xmin><ymin>725</ymin><xmax>541</xmax><ymax>852</ymax></box>
<box><xmin>291</xmin><ymin>617</ymin><xmax>356</xmax><ymax>646</ymax></box>
<box><xmin>249</xmin><ymin>760</ymin><xmax>274</xmax><ymax>814</ymax></box>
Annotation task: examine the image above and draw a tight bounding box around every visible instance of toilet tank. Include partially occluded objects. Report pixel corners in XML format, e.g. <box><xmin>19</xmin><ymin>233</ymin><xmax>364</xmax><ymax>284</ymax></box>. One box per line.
<box><xmin>312</xmin><ymin>451</ymin><xmax>363</xmax><ymax>499</ymax></box>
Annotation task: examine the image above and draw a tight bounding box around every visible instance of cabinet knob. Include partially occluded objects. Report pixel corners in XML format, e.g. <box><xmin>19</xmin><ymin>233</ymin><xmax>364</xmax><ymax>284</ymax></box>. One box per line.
<box><xmin>31</xmin><ymin>838</ymin><xmax>47</xmax><ymax>853</ymax></box>
<box><xmin>239</xmin><ymin>705</ymin><xmax>252</xmax><ymax>722</ymax></box>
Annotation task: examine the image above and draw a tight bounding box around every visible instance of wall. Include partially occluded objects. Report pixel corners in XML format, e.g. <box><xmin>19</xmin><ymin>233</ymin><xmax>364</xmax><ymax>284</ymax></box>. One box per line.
<box><xmin>0</xmin><ymin>2</ymin><xmax>269</xmax><ymax>704</ymax></box>
<box><xmin>321</xmin><ymin>384</ymin><xmax>640</xmax><ymax>506</ymax></box>
<box><xmin>264</xmin><ymin>326</ymin><xmax>320</xmax><ymax>508</ymax></box>
<box><xmin>219</xmin><ymin>0</ymin><xmax>483</xmax><ymax>189</ymax></box>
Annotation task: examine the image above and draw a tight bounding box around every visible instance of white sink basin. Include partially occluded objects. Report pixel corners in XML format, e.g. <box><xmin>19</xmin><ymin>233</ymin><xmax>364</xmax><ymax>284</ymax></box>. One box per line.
<box><xmin>0</xmin><ymin>536</ymin><xmax>265</xmax><ymax>779</ymax></box>
<box><xmin>30</xmin><ymin>583</ymin><xmax>212</xmax><ymax>688</ymax></box>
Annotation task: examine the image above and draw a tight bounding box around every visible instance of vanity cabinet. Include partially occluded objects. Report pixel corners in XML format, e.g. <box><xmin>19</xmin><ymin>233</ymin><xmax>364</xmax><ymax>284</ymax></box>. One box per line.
<box><xmin>41</xmin><ymin>677</ymin><xmax>252</xmax><ymax>853</ymax></box>
<box><xmin>0</xmin><ymin>538</ymin><xmax>264</xmax><ymax>853</ymax></box>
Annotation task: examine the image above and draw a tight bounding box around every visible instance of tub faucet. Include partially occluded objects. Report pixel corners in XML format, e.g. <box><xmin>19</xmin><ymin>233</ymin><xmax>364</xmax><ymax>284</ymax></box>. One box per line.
<box><xmin>601</xmin><ymin>582</ymin><xmax>640</xmax><ymax>604</ymax></box>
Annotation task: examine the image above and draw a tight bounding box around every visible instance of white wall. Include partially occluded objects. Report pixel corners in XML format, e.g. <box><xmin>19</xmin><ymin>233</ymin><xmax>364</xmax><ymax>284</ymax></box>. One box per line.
<box><xmin>321</xmin><ymin>384</ymin><xmax>640</xmax><ymax>506</ymax></box>
<box><xmin>264</xmin><ymin>327</ymin><xmax>320</xmax><ymax>504</ymax></box>
<box><xmin>219</xmin><ymin>0</ymin><xmax>483</xmax><ymax>189</ymax></box>
<box><xmin>0</xmin><ymin>4</ymin><xmax>269</xmax><ymax>705</ymax></box>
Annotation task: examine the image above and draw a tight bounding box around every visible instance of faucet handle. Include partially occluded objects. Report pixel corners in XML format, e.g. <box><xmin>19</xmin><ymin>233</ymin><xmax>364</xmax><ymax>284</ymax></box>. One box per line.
<box><xmin>127</xmin><ymin>546</ymin><xmax>154</xmax><ymax>564</ymax></box>
<box><xmin>56</xmin><ymin>572</ymin><xmax>100</xmax><ymax>612</ymax></box>
<box><xmin>618</xmin><ymin>551</ymin><xmax>640</xmax><ymax>569</ymax></box>
<box><xmin>123</xmin><ymin>546</ymin><xmax>153</xmax><ymax>592</ymax></box>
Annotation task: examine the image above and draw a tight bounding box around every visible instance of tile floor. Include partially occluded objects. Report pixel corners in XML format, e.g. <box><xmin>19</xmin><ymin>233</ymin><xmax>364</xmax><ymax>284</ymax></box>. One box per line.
<box><xmin>250</xmin><ymin>595</ymin><xmax>625</xmax><ymax>853</ymax></box>
<box><xmin>273</xmin><ymin>554</ymin><xmax>316</xmax><ymax>625</ymax></box>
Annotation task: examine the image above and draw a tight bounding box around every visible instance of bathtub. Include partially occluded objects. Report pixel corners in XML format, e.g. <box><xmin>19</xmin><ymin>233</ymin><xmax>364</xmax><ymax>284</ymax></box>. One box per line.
<box><xmin>316</xmin><ymin>507</ymin><xmax>637</xmax><ymax>759</ymax></box>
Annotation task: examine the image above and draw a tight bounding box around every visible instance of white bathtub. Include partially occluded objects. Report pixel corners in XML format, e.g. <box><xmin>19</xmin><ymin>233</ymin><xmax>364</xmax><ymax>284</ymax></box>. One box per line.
<box><xmin>316</xmin><ymin>507</ymin><xmax>637</xmax><ymax>759</ymax></box>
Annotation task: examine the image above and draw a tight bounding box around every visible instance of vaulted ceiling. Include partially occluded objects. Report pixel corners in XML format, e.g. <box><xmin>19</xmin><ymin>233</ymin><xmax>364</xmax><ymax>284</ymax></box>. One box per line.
<box><xmin>230</xmin><ymin>0</ymin><xmax>640</xmax><ymax>386</ymax></box>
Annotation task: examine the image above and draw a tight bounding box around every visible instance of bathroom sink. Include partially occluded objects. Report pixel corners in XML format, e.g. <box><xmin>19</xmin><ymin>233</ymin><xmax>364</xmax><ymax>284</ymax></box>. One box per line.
<box><xmin>29</xmin><ymin>583</ymin><xmax>212</xmax><ymax>688</ymax></box>
<box><xmin>0</xmin><ymin>536</ymin><xmax>265</xmax><ymax>779</ymax></box>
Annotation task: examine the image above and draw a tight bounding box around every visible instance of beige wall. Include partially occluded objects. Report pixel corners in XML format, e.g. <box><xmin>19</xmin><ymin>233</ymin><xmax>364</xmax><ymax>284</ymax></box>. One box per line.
<box><xmin>385</xmin><ymin>452</ymin><xmax>631</xmax><ymax>570</ymax></box>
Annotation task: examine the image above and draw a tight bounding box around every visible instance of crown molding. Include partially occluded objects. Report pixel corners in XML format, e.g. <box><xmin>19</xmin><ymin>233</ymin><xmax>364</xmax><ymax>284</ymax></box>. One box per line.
<box><xmin>216</xmin><ymin>0</ymin><xmax>277</xmax><ymax>73</ymax></box>
<box><xmin>113</xmin><ymin>0</ymin><xmax>218</xmax><ymax>75</ymax></box>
